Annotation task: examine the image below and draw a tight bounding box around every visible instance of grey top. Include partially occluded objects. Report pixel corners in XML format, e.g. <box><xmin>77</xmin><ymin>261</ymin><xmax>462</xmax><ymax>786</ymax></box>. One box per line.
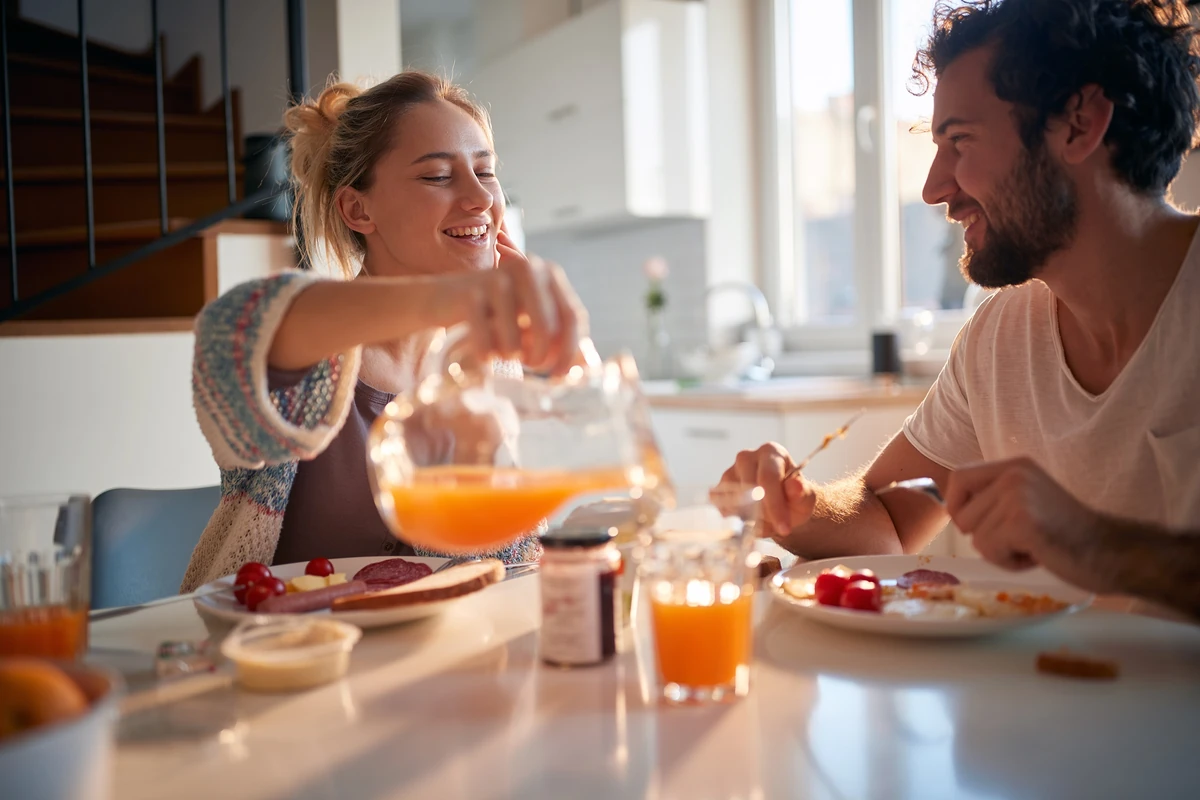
<box><xmin>271</xmin><ymin>369</ymin><xmax>416</xmax><ymax>564</ymax></box>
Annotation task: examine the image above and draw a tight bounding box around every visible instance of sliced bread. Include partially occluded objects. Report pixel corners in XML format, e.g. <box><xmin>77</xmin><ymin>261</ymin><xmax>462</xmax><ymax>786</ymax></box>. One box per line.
<box><xmin>332</xmin><ymin>559</ymin><xmax>506</xmax><ymax>612</ymax></box>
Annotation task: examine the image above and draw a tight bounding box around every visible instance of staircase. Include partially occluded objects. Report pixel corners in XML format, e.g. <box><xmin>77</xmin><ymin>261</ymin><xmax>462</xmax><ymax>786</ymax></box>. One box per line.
<box><xmin>0</xmin><ymin>14</ymin><xmax>286</xmax><ymax>332</ymax></box>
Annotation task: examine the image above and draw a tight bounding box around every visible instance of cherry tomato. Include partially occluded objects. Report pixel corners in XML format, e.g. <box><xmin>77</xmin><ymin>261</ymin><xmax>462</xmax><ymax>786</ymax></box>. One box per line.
<box><xmin>840</xmin><ymin>580</ymin><xmax>882</xmax><ymax>612</ymax></box>
<box><xmin>233</xmin><ymin>563</ymin><xmax>272</xmax><ymax>605</ymax></box>
<box><xmin>846</xmin><ymin>569</ymin><xmax>879</xmax><ymax>587</ymax></box>
<box><xmin>236</xmin><ymin>562</ymin><xmax>272</xmax><ymax>586</ymax></box>
<box><xmin>305</xmin><ymin>558</ymin><xmax>335</xmax><ymax>578</ymax></box>
<box><xmin>814</xmin><ymin>572</ymin><xmax>850</xmax><ymax>606</ymax></box>
<box><xmin>245</xmin><ymin>577</ymin><xmax>287</xmax><ymax>612</ymax></box>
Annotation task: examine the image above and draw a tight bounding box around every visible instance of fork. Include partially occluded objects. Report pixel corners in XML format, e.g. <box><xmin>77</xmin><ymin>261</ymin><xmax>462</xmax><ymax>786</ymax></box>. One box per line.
<box><xmin>782</xmin><ymin>408</ymin><xmax>866</xmax><ymax>482</ymax></box>
<box><xmin>875</xmin><ymin>477</ymin><xmax>945</xmax><ymax>505</ymax></box>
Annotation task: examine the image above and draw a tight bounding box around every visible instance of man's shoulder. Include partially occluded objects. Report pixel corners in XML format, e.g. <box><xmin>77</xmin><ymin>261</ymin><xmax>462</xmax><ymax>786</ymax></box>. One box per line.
<box><xmin>967</xmin><ymin>281</ymin><xmax>1049</xmax><ymax>333</ymax></box>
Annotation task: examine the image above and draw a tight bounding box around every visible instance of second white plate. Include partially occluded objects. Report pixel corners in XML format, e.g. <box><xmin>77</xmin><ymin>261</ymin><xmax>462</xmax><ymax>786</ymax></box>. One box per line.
<box><xmin>768</xmin><ymin>555</ymin><xmax>1092</xmax><ymax>638</ymax></box>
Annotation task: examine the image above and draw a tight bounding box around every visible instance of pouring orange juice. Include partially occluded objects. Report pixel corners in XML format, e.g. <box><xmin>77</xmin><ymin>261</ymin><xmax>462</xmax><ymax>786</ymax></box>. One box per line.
<box><xmin>384</xmin><ymin>465</ymin><xmax>641</xmax><ymax>553</ymax></box>
<box><xmin>367</xmin><ymin>350</ymin><xmax>673</xmax><ymax>555</ymax></box>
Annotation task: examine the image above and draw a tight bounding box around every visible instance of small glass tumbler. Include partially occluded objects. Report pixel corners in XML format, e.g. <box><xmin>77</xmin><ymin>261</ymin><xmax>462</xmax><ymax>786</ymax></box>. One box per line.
<box><xmin>640</xmin><ymin>485</ymin><xmax>763</xmax><ymax>705</ymax></box>
<box><xmin>0</xmin><ymin>494</ymin><xmax>92</xmax><ymax>659</ymax></box>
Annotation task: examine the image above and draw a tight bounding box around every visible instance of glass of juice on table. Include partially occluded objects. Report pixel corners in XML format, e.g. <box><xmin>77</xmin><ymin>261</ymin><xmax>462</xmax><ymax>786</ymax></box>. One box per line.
<box><xmin>0</xmin><ymin>495</ymin><xmax>92</xmax><ymax>659</ymax></box>
<box><xmin>367</xmin><ymin>337</ymin><xmax>674</xmax><ymax>555</ymax></box>
<box><xmin>641</xmin><ymin>485</ymin><xmax>763</xmax><ymax>705</ymax></box>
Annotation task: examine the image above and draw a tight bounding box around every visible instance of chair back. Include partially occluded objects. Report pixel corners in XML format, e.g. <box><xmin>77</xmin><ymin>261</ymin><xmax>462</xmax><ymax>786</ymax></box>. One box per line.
<box><xmin>91</xmin><ymin>486</ymin><xmax>219</xmax><ymax>608</ymax></box>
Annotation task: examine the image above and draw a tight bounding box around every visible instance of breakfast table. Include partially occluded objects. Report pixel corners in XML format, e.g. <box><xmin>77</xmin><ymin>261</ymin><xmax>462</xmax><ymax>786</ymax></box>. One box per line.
<box><xmin>90</xmin><ymin>572</ymin><xmax>1200</xmax><ymax>800</ymax></box>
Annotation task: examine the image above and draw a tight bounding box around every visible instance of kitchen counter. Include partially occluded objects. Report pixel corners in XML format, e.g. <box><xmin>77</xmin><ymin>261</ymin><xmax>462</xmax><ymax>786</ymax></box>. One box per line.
<box><xmin>642</xmin><ymin>375</ymin><xmax>932</xmax><ymax>413</ymax></box>
<box><xmin>93</xmin><ymin>574</ymin><xmax>1200</xmax><ymax>800</ymax></box>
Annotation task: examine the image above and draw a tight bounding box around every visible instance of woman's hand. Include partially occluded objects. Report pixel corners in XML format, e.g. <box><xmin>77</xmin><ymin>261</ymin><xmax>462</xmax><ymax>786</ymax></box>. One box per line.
<box><xmin>493</xmin><ymin>227</ymin><xmax>591</xmax><ymax>376</ymax></box>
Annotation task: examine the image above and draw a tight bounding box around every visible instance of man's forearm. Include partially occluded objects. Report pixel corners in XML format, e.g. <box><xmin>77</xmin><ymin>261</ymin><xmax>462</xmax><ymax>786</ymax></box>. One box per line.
<box><xmin>773</xmin><ymin>475</ymin><xmax>906</xmax><ymax>559</ymax></box>
<box><xmin>1089</xmin><ymin>521</ymin><xmax>1200</xmax><ymax>620</ymax></box>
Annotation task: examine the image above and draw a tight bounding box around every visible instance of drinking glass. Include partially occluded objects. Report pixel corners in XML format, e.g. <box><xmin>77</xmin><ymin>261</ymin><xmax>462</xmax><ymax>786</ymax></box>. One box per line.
<box><xmin>640</xmin><ymin>485</ymin><xmax>763</xmax><ymax>704</ymax></box>
<box><xmin>0</xmin><ymin>494</ymin><xmax>92</xmax><ymax>659</ymax></box>
<box><xmin>367</xmin><ymin>336</ymin><xmax>673</xmax><ymax>555</ymax></box>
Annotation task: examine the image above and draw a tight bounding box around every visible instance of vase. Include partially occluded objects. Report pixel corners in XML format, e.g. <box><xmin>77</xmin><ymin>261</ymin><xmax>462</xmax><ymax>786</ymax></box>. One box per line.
<box><xmin>645</xmin><ymin>307</ymin><xmax>673</xmax><ymax>380</ymax></box>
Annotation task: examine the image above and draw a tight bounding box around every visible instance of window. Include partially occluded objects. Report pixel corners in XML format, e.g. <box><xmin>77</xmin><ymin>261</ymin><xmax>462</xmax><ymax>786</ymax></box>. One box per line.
<box><xmin>764</xmin><ymin>0</ymin><xmax>976</xmax><ymax>351</ymax></box>
<box><xmin>891</xmin><ymin>0</ymin><xmax>969</xmax><ymax>313</ymax></box>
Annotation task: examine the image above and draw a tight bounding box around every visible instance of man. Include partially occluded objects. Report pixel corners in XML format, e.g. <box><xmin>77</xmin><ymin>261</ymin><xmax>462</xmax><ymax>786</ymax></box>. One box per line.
<box><xmin>718</xmin><ymin>0</ymin><xmax>1200</xmax><ymax>618</ymax></box>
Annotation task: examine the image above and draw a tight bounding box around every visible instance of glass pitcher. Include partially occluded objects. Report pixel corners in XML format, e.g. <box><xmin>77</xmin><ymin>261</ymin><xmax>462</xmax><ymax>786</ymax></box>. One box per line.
<box><xmin>367</xmin><ymin>333</ymin><xmax>673</xmax><ymax>555</ymax></box>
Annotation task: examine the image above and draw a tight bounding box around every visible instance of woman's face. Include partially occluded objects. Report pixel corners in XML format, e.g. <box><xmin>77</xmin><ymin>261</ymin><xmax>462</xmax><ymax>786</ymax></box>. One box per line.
<box><xmin>341</xmin><ymin>99</ymin><xmax>505</xmax><ymax>276</ymax></box>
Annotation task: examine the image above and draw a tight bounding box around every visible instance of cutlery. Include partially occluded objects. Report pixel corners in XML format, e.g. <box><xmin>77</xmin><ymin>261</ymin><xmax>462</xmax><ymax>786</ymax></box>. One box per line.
<box><xmin>875</xmin><ymin>477</ymin><xmax>945</xmax><ymax>505</ymax></box>
<box><xmin>782</xmin><ymin>408</ymin><xmax>866</xmax><ymax>482</ymax></box>
<box><xmin>89</xmin><ymin>585</ymin><xmax>228</xmax><ymax>622</ymax></box>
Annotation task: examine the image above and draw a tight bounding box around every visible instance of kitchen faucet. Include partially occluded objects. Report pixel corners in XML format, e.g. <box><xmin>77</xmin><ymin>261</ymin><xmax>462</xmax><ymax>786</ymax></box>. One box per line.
<box><xmin>704</xmin><ymin>282</ymin><xmax>777</xmax><ymax>381</ymax></box>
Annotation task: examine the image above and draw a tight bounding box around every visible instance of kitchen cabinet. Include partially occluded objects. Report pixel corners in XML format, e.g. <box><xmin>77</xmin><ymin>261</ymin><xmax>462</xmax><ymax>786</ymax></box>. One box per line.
<box><xmin>469</xmin><ymin>0</ymin><xmax>710</xmax><ymax>234</ymax></box>
<box><xmin>647</xmin><ymin>381</ymin><xmax>962</xmax><ymax>556</ymax></box>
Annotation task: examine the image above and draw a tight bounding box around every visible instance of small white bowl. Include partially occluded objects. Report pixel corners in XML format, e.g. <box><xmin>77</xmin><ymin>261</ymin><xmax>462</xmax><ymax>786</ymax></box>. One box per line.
<box><xmin>220</xmin><ymin>615</ymin><xmax>362</xmax><ymax>692</ymax></box>
<box><xmin>0</xmin><ymin>662</ymin><xmax>123</xmax><ymax>800</ymax></box>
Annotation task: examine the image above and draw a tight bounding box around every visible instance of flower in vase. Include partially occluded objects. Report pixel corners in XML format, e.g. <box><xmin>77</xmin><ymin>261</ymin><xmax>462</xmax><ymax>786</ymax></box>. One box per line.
<box><xmin>643</xmin><ymin>256</ymin><xmax>669</xmax><ymax>311</ymax></box>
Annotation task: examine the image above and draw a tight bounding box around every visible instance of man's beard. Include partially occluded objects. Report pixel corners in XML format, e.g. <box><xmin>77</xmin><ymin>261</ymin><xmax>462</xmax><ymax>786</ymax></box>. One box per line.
<box><xmin>959</xmin><ymin>143</ymin><xmax>1078</xmax><ymax>288</ymax></box>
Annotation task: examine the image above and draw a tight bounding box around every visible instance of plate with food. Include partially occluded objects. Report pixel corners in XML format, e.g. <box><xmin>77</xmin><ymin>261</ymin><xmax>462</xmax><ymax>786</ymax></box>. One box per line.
<box><xmin>768</xmin><ymin>555</ymin><xmax>1092</xmax><ymax>638</ymax></box>
<box><xmin>193</xmin><ymin>556</ymin><xmax>506</xmax><ymax>629</ymax></box>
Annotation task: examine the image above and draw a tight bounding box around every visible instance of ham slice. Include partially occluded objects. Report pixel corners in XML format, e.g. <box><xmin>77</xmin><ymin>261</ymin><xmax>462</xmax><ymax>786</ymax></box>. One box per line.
<box><xmin>352</xmin><ymin>558</ymin><xmax>433</xmax><ymax>590</ymax></box>
<box><xmin>896</xmin><ymin>569</ymin><xmax>961</xmax><ymax>589</ymax></box>
<box><xmin>333</xmin><ymin>559</ymin><xmax>505</xmax><ymax>612</ymax></box>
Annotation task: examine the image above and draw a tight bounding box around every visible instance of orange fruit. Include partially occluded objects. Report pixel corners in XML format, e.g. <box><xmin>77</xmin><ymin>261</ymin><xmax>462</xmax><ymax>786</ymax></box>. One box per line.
<box><xmin>0</xmin><ymin>658</ymin><xmax>89</xmax><ymax>741</ymax></box>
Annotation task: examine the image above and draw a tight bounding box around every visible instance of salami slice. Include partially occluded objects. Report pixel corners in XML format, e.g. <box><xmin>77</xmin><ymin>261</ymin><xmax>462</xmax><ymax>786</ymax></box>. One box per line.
<box><xmin>352</xmin><ymin>558</ymin><xmax>433</xmax><ymax>589</ymax></box>
<box><xmin>896</xmin><ymin>569</ymin><xmax>960</xmax><ymax>589</ymax></box>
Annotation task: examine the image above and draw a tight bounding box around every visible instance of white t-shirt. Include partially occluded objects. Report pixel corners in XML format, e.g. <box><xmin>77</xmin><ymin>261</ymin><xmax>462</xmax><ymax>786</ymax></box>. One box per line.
<box><xmin>903</xmin><ymin>230</ymin><xmax>1200</xmax><ymax>531</ymax></box>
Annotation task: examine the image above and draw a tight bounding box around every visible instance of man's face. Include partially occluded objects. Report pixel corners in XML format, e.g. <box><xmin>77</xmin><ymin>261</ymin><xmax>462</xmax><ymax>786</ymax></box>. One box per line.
<box><xmin>924</xmin><ymin>46</ymin><xmax>1078</xmax><ymax>288</ymax></box>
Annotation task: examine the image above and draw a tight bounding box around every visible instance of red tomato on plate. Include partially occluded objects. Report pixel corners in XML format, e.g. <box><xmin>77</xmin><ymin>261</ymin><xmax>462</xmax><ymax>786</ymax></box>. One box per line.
<box><xmin>234</xmin><ymin>562</ymin><xmax>273</xmax><ymax>605</ymax></box>
<box><xmin>814</xmin><ymin>572</ymin><xmax>850</xmax><ymax>606</ymax></box>
<box><xmin>845</xmin><ymin>569</ymin><xmax>879</xmax><ymax>587</ymax></box>
<box><xmin>305</xmin><ymin>558</ymin><xmax>335</xmax><ymax>578</ymax></box>
<box><xmin>840</xmin><ymin>580</ymin><xmax>882</xmax><ymax>612</ymax></box>
<box><xmin>245</xmin><ymin>577</ymin><xmax>287</xmax><ymax>612</ymax></box>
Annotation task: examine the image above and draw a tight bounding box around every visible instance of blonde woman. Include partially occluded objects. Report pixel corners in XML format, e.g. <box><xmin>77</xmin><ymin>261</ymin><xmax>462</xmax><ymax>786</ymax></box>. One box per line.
<box><xmin>182</xmin><ymin>72</ymin><xmax>589</xmax><ymax>591</ymax></box>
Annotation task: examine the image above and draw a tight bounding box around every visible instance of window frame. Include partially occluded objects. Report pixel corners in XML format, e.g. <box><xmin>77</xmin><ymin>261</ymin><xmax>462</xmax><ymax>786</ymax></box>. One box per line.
<box><xmin>758</xmin><ymin>0</ymin><xmax>973</xmax><ymax>359</ymax></box>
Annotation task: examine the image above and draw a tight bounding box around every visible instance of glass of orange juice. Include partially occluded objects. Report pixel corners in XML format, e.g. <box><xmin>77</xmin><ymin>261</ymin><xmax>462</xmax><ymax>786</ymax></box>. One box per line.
<box><xmin>0</xmin><ymin>495</ymin><xmax>92</xmax><ymax>659</ymax></box>
<box><xmin>367</xmin><ymin>341</ymin><xmax>674</xmax><ymax>555</ymax></box>
<box><xmin>641</xmin><ymin>485</ymin><xmax>763</xmax><ymax>705</ymax></box>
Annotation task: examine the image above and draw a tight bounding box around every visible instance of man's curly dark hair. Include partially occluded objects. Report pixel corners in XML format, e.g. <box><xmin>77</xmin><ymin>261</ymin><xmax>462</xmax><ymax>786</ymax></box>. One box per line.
<box><xmin>912</xmin><ymin>0</ymin><xmax>1200</xmax><ymax>195</ymax></box>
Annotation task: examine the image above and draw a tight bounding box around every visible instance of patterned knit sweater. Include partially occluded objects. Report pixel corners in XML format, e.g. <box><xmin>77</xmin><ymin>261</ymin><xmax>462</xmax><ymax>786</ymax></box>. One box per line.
<box><xmin>181</xmin><ymin>272</ymin><xmax>540</xmax><ymax>592</ymax></box>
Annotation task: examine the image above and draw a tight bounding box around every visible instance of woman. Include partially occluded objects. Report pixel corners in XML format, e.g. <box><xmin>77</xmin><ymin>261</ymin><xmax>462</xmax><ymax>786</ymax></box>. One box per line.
<box><xmin>181</xmin><ymin>72</ymin><xmax>590</xmax><ymax>591</ymax></box>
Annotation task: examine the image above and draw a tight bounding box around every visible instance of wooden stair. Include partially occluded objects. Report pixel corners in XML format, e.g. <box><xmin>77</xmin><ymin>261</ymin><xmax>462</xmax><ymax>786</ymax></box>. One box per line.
<box><xmin>0</xmin><ymin>15</ymin><xmax>250</xmax><ymax>327</ymax></box>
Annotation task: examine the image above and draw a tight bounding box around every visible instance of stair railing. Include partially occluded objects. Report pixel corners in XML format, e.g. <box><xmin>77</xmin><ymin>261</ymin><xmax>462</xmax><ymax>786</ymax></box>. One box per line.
<box><xmin>0</xmin><ymin>0</ymin><xmax>307</xmax><ymax>323</ymax></box>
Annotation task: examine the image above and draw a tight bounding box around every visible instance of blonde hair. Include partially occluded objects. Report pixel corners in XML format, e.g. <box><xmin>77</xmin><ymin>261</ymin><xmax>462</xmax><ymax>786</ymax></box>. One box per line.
<box><xmin>284</xmin><ymin>71</ymin><xmax>494</xmax><ymax>277</ymax></box>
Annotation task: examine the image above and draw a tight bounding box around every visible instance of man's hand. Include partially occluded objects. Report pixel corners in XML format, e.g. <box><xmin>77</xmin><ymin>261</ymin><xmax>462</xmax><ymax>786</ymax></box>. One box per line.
<box><xmin>715</xmin><ymin>443</ymin><xmax>817</xmax><ymax>539</ymax></box>
<box><xmin>945</xmin><ymin>457</ymin><xmax>1112</xmax><ymax>594</ymax></box>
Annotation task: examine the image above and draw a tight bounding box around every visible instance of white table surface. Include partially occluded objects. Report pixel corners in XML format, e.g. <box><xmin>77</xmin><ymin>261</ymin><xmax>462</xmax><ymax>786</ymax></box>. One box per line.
<box><xmin>91</xmin><ymin>574</ymin><xmax>1200</xmax><ymax>800</ymax></box>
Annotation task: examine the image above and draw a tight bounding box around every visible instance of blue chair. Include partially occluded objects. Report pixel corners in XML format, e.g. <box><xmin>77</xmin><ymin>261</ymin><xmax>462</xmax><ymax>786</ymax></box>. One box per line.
<box><xmin>91</xmin><ymin>486</ymin><xmax>220</xmax><ymax>608</ymax></box>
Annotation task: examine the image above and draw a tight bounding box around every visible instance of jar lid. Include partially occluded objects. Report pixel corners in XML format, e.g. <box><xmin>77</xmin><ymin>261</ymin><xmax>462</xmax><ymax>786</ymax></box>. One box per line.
<box><xmin>541</xmin><ymin>527</ymin><xmax>617</xmax><ymax>549</ymax></box>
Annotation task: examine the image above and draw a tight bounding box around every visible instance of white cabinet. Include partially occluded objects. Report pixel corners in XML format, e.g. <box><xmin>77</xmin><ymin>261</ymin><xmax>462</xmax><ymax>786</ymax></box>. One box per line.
<box><xmin>469</xmin><ymin>0</ymin><xmax>710</xmax><ymax>234</ymax></box>
<box><xmin>649</xmin><ymin>401</ymin><xmax>957</xmax><ymax>556</ymax></box>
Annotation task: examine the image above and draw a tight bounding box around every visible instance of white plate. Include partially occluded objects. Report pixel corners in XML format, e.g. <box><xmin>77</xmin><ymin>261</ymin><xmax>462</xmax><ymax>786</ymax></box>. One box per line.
<box><xmin>193</xmin><ymin>556</ymin><xmax>464</xmax><ymax>630</ymax></box>
<box><xmin>767</xmin><ymin>555</ymin><xmax>1092</xmax><ymax>638</ymax></box>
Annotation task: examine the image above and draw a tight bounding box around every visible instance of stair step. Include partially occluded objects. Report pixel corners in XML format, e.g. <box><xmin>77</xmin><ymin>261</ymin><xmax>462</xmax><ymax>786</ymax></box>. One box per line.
<box><xmin>0</xmin><ymin>235</ymin><xmax>208</xmax><ymax>319</ymax></box>
<box><xmin>6</xmin><ymin>53</ymin><xmax>199</xmax><ymax>114</ymax></box>
<box><xmin>0</xmin><ymin>318</ymin><xmax>196</xmax><ymax>337</ymax></box>
<box><xmin>6</xmin><ymin>17</ymin><xmax>158</xmax><ymax>75</ymax></box>
<box><xmin>0</xmin><ymin>217</ymin><xmax>193</xmax><ymax>248</ymax></box>
<box><xmin>1</xmin><ymin>163</ymin><xmax>245</xmax><ymax>231</ymax></box>
<box><xmin>2</xmin><ymin>162</ymin><xmax>243</xmax><ymax>182</ymax></box>
<box><xmin>9</xmin><ymin>107</ymin><xmax>236</xmax><ymax>168</ymax></box>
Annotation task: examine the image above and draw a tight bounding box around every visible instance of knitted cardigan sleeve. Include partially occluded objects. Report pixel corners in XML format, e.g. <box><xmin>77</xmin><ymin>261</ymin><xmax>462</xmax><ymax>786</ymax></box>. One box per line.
<box><xmin>191</xmin><ymin>272</ymin><xmax>362</xmax><ymax>469</ymax></box>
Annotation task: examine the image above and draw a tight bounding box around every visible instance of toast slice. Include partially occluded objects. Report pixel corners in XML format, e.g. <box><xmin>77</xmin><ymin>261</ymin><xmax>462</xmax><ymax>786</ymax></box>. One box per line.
<box><xmin>332</xmin><ymin>559</ymin><xmax>506</xmax><ymax>612</ymax></box>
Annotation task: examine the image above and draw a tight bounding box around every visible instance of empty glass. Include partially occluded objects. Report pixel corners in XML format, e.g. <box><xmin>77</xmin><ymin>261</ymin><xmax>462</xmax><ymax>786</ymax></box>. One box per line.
<box><xmin>0</xmin><ymin>494</ymin><xmax>92</xmax><ymax>659</ymax></box>
<box><xmin>641</xmin><ymin>485</ymin><xmax>763</xmax><ymax>704</ymax></box>
<box><xmin>367</xmin><ymin>335</ymin><xmax>673</xmax><ymax>555</ymax></box>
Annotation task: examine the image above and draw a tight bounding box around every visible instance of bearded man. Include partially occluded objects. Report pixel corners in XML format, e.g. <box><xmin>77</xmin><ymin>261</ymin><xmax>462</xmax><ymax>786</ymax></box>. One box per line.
<box><xmin>717</xmin><ymin>0</ymin><xmax>1200</xmax><ymax>619</ymax></box>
